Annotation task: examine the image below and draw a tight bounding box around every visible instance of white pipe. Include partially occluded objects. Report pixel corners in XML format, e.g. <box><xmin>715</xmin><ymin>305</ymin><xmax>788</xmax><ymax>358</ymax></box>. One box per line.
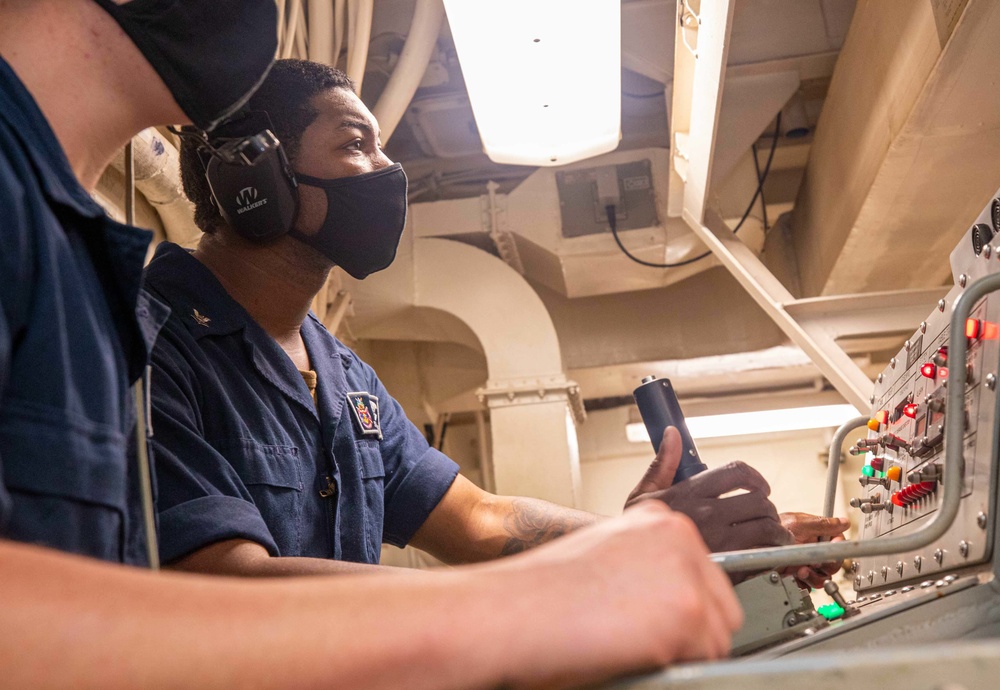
<box><xmin>282</xmin><ymin>0</ymin><xmax>301</xmax><ymax>59</ymax></box>
<box><xmin>333</xmin><ymin>0</ymin><xmax>347</xmax><ymax>68</ymax></box>
<box><xmin>345</xmin><ymin>0</ymin><xmax>374</xmax><ymax>92</ymax></box>
<box><xmin>109</xmin><ymin>128</ymin><xmax>199</xmax><ymax>246</ymax></box>
<box><xmin>372</xmin><ymin>0</ymin><xmax>445</xmax><ymax>144</ymax></box>
<box><xmin>475</xmin><ymin>410</ymin><xmax>495</xmax><ymax>493</ymax></box>
<box><xmin>308</xmin><ymin>0</ymin><xmax>334</xmax><ymax>65</ymax></box>
<box><xmin>276</xmin><ymin>0</ymin><xmax>287</xmax><ymax>53</ymax></box>
<box><xmin>294</xmin><ymin>9</ymin><xmax>308</xmax><ymax>59</ymax></box>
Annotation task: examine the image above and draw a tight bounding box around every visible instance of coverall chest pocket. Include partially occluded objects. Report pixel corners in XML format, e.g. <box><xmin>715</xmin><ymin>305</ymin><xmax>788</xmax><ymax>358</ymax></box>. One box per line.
<box><xmin>0</xmin><ymin>399</ymin><xmax>127</xmax><ymax>561</ymax></box>
<box><xmin>229</xmin><ymin>439</ymin><xmax>303</xmax><ymax>556</ymax></box>
<box><xmin>356</xmin><ymin>440</ymin><xmax>385</xmax><ymax>562</ymax></box>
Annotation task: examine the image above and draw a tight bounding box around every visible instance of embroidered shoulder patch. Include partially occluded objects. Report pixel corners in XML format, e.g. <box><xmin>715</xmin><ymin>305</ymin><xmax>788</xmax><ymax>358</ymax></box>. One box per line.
<box><xmin>346</xmin><ymin>391</ymin><xmax>382</xmax><ymax>439</ymax></box>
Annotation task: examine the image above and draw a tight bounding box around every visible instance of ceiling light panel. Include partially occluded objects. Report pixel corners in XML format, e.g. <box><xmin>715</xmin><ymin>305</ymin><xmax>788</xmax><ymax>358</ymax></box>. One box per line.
<box><xmin>442</xmin><ymin>0</ymin><xmax>622</xmax><ymax>167</ymax></box>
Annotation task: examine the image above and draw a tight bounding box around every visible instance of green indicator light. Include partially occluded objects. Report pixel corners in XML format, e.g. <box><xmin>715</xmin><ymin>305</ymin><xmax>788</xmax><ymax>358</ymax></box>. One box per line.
<box><xmin>877</xmin><ymin>471</ymin><xmax>885</xmax><ymax>479</ymax></box>
<box><xmin>862</xmin><ymin>465</ymin><xmax>875</xmax><ymax>477</ymax></box>
<box><xmin>817</xmin><ymin>603</ymin><xmax>845</xmax><ymax>620</ymax></box>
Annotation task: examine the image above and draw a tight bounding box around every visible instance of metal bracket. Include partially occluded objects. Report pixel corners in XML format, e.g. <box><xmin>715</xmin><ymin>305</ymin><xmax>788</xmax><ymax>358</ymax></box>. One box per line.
<box><xmin>678</xmin><ymin>0</ymin><xmax>701</xmax><ymax>59</ymax></box>
<box><xmin>481</xmin><ymin>181</ymin><xmax>525</xmax><ymax>274</ymax></box>
<box><xmin>476</xmin><ymin>376</ymin><xmax>586</xmax><ymax>425</ymax></box>
<box><xmin>322</xmin><ymin>287</ymin><xmax>353</xmax><ymax>335</ymax></box>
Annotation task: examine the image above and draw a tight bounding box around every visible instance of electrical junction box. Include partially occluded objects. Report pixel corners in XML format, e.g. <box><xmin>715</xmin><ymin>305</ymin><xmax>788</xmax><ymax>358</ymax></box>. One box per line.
<box><xmin>555</xmin><ymin>159</ymin><xmax>659</xmax><ymax>238</ymax></box>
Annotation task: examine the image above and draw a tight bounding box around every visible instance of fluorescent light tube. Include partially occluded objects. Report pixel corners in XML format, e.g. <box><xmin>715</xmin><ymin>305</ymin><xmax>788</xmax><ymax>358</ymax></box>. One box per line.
<box><xmin>626</xmin><ymin>404</ymin><xmax>861</xmax><ymax>442</ymax></box>
<box><xmin>442</xmin><ymin>0</ymin><xmax>622</xmax><ymax>166</ymax></box>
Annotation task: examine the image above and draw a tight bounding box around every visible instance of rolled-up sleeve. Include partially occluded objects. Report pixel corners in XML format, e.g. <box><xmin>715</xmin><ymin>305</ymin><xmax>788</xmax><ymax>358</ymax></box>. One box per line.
<box><xmin>356</xmin><ymin>357</ymin><xmax>459</xmax><ymax>547</ymax></box>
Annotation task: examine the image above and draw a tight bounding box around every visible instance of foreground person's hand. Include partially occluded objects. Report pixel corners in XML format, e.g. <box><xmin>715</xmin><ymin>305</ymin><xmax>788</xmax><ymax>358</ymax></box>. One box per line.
<box><xmin>494</xmin><ymin>501</ymin><xmax>743</xmax><ymax>688</ymax></box>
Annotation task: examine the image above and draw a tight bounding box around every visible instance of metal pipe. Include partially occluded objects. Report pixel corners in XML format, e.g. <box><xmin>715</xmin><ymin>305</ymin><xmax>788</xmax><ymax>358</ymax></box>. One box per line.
<box><xmin>712</xmin><ymin>272</ymin><xmax>1000</xmax><ymax>572</ymax></box>
<box><xmin>282</xmin><ymin>0</ymin><xmax>301</xmax><ymax>59</ymax></box>
<box><xmin>124</xmin><ymin>140</ymin><xmax>160</xmax><ymax>570</ymax></box>
<box><xmin>824</xmin><ymin>416</ymin><xmax>869</xmax><ymax>518</ymax></box>
<box><xmin>475</xmin><ymin>410</ymin><xmax>495</xmax><ymax>493</ymax></box>
<box><xmin>372</xmin><ymin>0</ymin><xmax>445</xmax><ymax>144</ymax></box>
<box><xmin>308</xmin><ymin>0</ymin><xmax>334</xmax><ymax>65</ymax></box>
<box><xmin>124</xmin><ymin>140</ymin><xmax>135</xmax><ymax>226</ymax></box>
<box><xmin>333</xmin><ymin>0</ymin><xmax>346</xmax><ymax>68</ymax></box>
<box><xmin>345</xmin><ymin>0</ymin><xmax>373</xmax><ymax>91</ymax></box>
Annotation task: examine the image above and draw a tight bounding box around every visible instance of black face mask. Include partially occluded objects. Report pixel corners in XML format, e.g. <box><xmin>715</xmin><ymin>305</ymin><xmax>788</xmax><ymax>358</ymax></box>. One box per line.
<box><xmin>290</xmin><ymin>164</ymin><xmax>408</xmax><ymax>280</ymax></box>
<box><xmin>92</xmin><ymin>0</ymin><xmax>277</xmax><ymax>131</ymax></box>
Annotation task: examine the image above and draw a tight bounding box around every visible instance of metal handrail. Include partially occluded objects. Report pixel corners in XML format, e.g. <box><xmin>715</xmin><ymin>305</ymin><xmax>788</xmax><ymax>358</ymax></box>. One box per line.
<box><xmin>824</xmin><ymin>416</ymin><xmax>870</xmax><ymax>518</ymax></box>
<box><xmin>712</xmin><ymin>272</ymin><xmax>1000</xmax><ymax>572</ymax></box>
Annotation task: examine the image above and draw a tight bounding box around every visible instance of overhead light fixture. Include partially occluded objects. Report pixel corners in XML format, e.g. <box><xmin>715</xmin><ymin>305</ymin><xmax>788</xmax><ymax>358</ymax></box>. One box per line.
<box><xmin>626</xmin><ymin>404</ymin><xmax>860</xmax><ymax>442</ymax></box>
<box><xmin>442</xmin><ymin>0</ymin><xmax>621</xmax><ymax>167</ymax></box>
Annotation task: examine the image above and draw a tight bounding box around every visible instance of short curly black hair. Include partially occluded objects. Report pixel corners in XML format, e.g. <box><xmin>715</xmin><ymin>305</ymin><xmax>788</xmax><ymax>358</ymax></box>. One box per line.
<box><xmin>180</xmin><ymin>59</ymin><xmax>355</xmax><ymax>234</ymax></box>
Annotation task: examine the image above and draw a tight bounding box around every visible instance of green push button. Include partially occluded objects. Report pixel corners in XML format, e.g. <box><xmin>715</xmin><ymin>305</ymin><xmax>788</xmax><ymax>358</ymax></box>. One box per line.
<box><xmin>862</xmin><ymin>465</ymin><xmax>875</xmax><ymax>477</ymax></box>
<box><xmin>817</xmin><ymin>603</ymin><xmax>845</xmax><ymax>620</ymax></box>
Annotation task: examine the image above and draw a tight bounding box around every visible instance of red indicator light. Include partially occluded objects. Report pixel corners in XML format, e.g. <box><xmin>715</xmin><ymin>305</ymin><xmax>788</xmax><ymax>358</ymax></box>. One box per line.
<box><xmin>985</xmin><ymin>322</ymin><xmax>1000</xmax><ymax>340</ymax></box>
<box><xmin>891</xmin><ymin>492</ymin><xmax>905</xmax><ymax>507</ymax></box>
<box><xmin>903</xmin><ymin>404</ymin><xmax>918</xmax><ymax>419</ymax></box>
<box><xmin>966</xmin><ymin>318</ymin><xmax>982</xmax><ymax>340</ymax></box>
<box><xmin>940</xmin><ymin>367</ymin><xmax>949</xmax><ymax>380</ymax></box>
<box><xmin>920</xmin><ymin>363</ymin><xmax>937</xmax><ymax>379</ymax></box>
<box><xmin>875</xmin><ymin>410</ymin><xmax>889</xmax><ymax>425</ymax></box>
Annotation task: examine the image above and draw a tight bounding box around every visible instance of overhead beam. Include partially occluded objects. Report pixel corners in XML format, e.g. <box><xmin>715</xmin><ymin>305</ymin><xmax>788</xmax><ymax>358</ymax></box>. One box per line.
<box><xmin>784</xmin><ymin>287</ymin><xmax>948</xmax><ymax>340</ymax></box>
<box><xmin>682</xmin><ymin>208</ymin><xmax>872</xmax><ymax>411</ymax></box>
<box><xmin>681</xmin><ymin>0</ymin><xmax>736</xmax><ymax>224</ymax></box>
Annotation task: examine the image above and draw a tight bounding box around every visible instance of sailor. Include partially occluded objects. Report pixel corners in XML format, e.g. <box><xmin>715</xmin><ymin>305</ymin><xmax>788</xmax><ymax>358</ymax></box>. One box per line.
<box><xmin>148</xmin><ymin>59</ymin><xmax>849</xmax><ymax>580</ymax></box>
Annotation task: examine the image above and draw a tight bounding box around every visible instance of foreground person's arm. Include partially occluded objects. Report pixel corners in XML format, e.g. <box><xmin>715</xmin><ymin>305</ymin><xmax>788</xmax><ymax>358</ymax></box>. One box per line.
<box><xmin>0</xmin><ymin>501</ymin><xmax>740</xmax><ymax>689</ymax></box>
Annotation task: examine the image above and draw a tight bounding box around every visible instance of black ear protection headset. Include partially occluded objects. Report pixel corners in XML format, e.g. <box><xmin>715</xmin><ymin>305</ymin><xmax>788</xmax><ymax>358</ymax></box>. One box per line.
<box><xmin>174</xmin><ymin>111</ymin><xmax>299</xmax><ymax>242</ymax></box>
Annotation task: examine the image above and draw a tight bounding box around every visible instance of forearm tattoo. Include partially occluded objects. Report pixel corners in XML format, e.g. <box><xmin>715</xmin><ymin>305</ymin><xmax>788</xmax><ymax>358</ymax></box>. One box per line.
<box><xmin>499</xmin><ymin>498</ymin><xmax>596</xmax><ymax>556</ymax></box>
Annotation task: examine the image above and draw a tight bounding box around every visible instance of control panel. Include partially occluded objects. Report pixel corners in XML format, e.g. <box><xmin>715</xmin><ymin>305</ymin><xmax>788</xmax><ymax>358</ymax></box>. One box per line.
<box><xmin>720</xmin><ymin>189</ymin><xmax>1000</xmax><ymax>659</ymax></box>
<box><xmin>850</xmin><ymin>191</ymin><xmax>1000</xmax><ymax>594</ymax></box>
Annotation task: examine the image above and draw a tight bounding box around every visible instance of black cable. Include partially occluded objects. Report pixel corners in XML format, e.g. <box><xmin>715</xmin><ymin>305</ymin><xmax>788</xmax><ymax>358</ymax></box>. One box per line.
<box><xmin>607</xmin><ymin>112</ymin><xmax>782</xmax><ymax>269</ymax></box>
<box><xmin>751</xmin><ymin>141</ymin><xmax>769</xmax><ymax>231</ymax></box>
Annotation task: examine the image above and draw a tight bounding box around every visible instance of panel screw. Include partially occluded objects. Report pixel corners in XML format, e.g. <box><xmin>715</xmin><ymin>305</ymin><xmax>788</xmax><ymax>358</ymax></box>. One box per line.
<box><xmin>890</xmin><ymin>357</ymin><xmax>897</xmax><ymax>369</ymax></box>
<box><xmin>877</xmin><ymin>373</ymin><xmax>884</xmax><ymax>383</ymax></box>
<box><xmin>986</xmin><ymin>245</ymin><xmax>993</xmax><ymax>259</ymax></box>
<box><xmin>881</xmin><ymin>566</ymin><xmax>889</xmax><ymax>580</ymax></box>
<box><xmin>905</xmin><ymin>340</ymin><xmax>911</xmax><ymax>351</ymax></box>
<box><xmin>896</xmin><ymin>561</ymin><xmax>904</xmax><ymax>575</ymax></box>
<box><xmin>870</xmin><ymin>395</ymin><xmax>876</xmax><ymax>404</ymax></box>
<box><xmin>914</xmin><ymin>555</ymin><xmax>923</xmax><ymax>571</ymax></box>
<box><xmin>851</xmin><ymin>561</ymin><xmax>859</xmax><ymax>574</ymax></box>
<box><xmin>920</xmin><ymin>321</ymin><xmax>928</xmax><ymax>334</ymax></box>
<box><xmin>959</xmin><ymin>540</ymin><xmax>970</xmax><ymax>559</ymax></box>
<box><xmin>769</xmin><ymin>572</ymin><xmax>780</xmax><ymax>583</ymax></box>
<box><xmin>867</xmin><ymin>570</ymin><xmax>875</xmax><ymax>584</ymax></box>
<box><xmin>934</xmin><ymin>549</ymin><xmax>945</xmax><ymax>565</ymax></box>
<box><xmin>854</xmin><ymin>576</ymin><xmax>862</xmax><ymax>589</ymax></box>
<box><xmin>938</xmin><ymin>299</ymin><xmax>947</xmax><ymax>312</ymax></box>
<box><xmin>986</xmin><ymin>373</ymin><xmax>996</xmax><ymax>391</ymax></box>
<box><xmin>978</xmin><ymin>512</ymin><xmax>988</xmax><ymax>530</ymax></box>
<box><xmin>959</xmin><ymin>273</ymin><xmax>968</xmax><ymax>288</ymax></box>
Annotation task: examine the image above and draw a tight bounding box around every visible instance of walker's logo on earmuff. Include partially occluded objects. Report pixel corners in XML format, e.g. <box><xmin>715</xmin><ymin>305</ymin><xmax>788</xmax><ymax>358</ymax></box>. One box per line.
<box><xmin>235</xmin><ymin>186</ymin><xmax>268</xmax><ymax>214</ymax></box>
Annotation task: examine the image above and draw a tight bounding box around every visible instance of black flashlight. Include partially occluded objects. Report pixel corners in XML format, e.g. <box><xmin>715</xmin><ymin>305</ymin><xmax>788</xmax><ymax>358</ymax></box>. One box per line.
<box><xmin>633</xmin><ymin>376</ymin><xmax>707</xmax><ymax>484</ymax></box>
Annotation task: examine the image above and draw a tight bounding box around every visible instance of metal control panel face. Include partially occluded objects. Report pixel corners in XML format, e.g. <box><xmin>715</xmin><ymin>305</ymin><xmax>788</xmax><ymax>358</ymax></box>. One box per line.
<box><xmin>852</xmin><ymin>192</ymin><xmax>1000</xmax><ymax>593</ymax></box>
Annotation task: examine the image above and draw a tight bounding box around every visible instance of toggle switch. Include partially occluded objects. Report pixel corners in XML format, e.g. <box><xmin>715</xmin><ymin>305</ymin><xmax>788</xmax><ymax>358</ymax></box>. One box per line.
<box><xmin>861</xmin><ymin>501</ymin><xmax>893</xmax><ymax>514</ymax></box>
<box><xmin>933</xmin><ymin>346</ymin><xmax>948</xmax><ymax>367</ymax></box>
